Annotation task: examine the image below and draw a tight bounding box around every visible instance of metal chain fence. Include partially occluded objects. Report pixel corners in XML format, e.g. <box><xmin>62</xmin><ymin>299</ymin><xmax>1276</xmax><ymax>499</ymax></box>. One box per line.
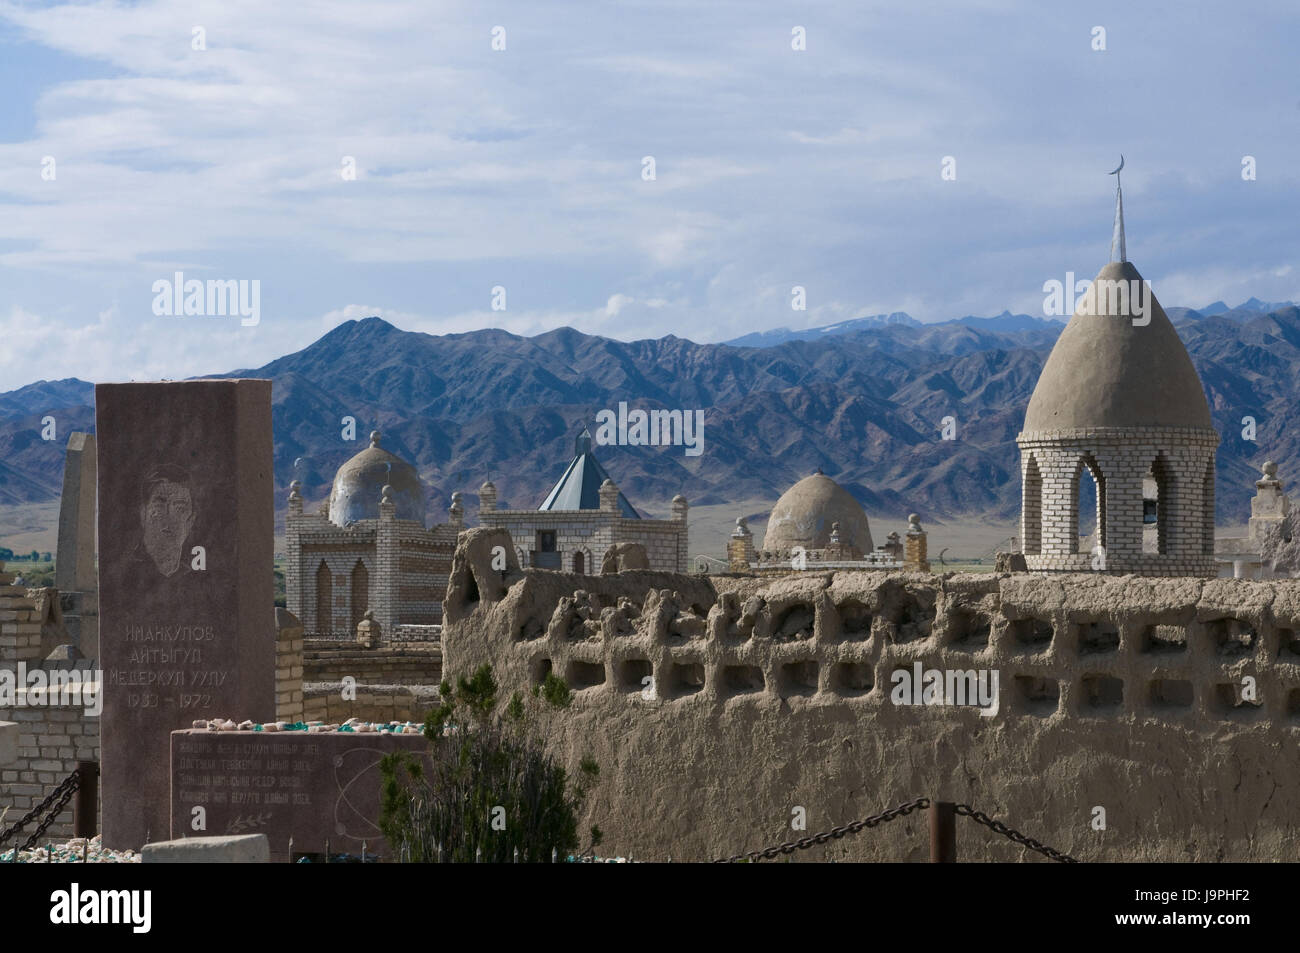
<box><xmin>954</xmin><ymin>803</ymin><xmax>1078</xmax><ymax>863</ymax></box>
<box><xmin>0</xmin><ymin>770</ymin><xmax>81</xmax><ymax>852</ymax></box>
<box><xmin>714</xmin><ymin>797</ymin><xmax>1078</xmax><ymax>863</ymax></box>
<box><xmin>714</xmin><ymin>796</ymin><xmax>931</xmax><ymax>862</ymax></box>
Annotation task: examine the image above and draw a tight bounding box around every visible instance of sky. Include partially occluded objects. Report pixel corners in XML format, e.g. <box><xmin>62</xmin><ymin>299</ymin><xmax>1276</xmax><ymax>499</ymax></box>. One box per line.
<box><xmin>0</xmin><ymin>0</ymin><xmax>1296</xmax><ymax>390</ymax></box>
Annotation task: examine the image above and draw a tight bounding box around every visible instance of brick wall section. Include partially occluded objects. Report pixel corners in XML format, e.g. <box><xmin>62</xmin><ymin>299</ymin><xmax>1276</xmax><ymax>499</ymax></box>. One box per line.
<box><xmin>302</xmin><ymin>684</ymin><xmax>436</xmax><ymax>725</ymax></box>
<box><xmin>0</xmin><ymin>696</ymin><xmax>99</xmax><ymax>842</ymax></box>
<box><xmin>275</xmin><ymin>609</ymin><xmax>305</xmax><ymax>724</ymax></box>
<box><xmin>0</xmin><ymin>563</ymin><xmax>100</xmax><ymax>841</ymax></box>
<box><xmin>302</xmin><ymin>642</ymin><xmax>442</xmax><ymax>686</ymax></box>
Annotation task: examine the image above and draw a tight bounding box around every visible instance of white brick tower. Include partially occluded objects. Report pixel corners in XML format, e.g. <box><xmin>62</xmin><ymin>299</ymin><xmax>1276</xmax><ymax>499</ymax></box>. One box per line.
<box><xmin>1016</xmin><ymin>171</ymin><xmax>1219</xmax><ymax>576</ymax></box>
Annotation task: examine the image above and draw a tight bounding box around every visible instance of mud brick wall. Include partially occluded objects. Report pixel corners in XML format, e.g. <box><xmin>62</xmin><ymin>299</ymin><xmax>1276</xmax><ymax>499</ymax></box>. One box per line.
<box><xmin>440</xmin><ymin>528</ymin><xmax>1300</xmax><ymax>862</ymax></box>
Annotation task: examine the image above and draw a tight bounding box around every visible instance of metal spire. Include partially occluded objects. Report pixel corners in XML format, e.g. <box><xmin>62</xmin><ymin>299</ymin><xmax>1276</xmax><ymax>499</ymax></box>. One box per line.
<box><xmin>1108</xmin><ymin>155</ymin><xmax>1126</xmax><ymax>263</ymax></box>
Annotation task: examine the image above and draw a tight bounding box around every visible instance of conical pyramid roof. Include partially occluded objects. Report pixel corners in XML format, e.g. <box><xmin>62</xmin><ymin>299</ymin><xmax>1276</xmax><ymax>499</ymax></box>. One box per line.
<box><xmin>538</xmin><ymin>429</ymin><xmax>640</xmax><ymax>518</ymax></box>
<box><xmin>1023</xmin><ymin>260</ymin><xmax>1213</xmax><ymax>431</ymax></box>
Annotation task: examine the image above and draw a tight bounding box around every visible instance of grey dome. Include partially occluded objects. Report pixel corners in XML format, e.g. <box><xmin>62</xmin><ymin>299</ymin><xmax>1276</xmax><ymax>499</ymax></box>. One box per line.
<box><xmin>763</xmin><ymin>471</ymin><xmax>873</xmax><ymax>554</ymax></box>
<box><xmin>328</xmin><ymin>431</ymin><xmax>425</xmax><ymax>527</ymax></box>
<box><xmin>1024</xmin><ymin>261</ymin><xmax>1213</xmax><ymax>431</ymax></box>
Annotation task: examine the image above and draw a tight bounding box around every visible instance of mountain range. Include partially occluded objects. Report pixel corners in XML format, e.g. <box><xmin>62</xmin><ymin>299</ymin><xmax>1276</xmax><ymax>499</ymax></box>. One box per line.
<box><xmin>1</xmin><ymin>296</ymin><xmax>1297</xmax><ymax>532</ymax></box>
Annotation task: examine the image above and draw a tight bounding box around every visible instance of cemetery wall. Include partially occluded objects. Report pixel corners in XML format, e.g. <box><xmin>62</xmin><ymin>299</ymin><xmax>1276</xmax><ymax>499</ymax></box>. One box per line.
<box><xmin>0</xmin><ymin>692</ymin><xmax>99</xmax><ymax>842</ymax></box>
<box><xmin>0</xmin><ymin>572</ymin><xmax>100</xmax><ymax>841</ymax></box>
<box><xmin>302</xmin><ymin>684</ymin><xmax>434</xmax><ymax>724</ymax></box>
<box><xmin>439</xmin><ymin>528</ymin><xmax>1300</xmax><ymax>862</ymax></box>
<box><xmin>302</xmin><ymin>643</ymin><xmax>443</xmax><ymax>686</ymax></box>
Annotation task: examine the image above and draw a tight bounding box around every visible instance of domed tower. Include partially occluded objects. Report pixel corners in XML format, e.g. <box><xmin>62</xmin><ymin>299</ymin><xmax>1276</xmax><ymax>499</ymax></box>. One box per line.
<box><xmin>1017</xmin><ymin>167</ymin><xmax>1218</xmax><ymax>575</ymax></box>
<box><xmin>327</xmin><ymin>431</ymin><xmax>425</xmax><ymax>527</ymax></box>
<box><xmin>763</xmin><ymin>470</ymin><xmax>873</xmax><ymax>557</ymax></box>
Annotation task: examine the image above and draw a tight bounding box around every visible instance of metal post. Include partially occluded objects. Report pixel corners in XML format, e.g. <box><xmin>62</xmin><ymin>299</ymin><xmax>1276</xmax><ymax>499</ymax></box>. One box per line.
<box><xmin>73</xmin><ymin>761</ymin><xmax>98</xmax><ymax>838</ymax></box>
<box><xmin>929</xmin><ymin>800</ymin><xmax>956</xmax><ymax>862</ymax></box>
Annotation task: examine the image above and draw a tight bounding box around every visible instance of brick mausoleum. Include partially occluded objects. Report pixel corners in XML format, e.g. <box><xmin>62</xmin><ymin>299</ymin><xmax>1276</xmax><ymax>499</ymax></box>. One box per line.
<box><xmin>284</xmin><ymin>431</ymin><xmax>460</xmax><ymax>637</ymax></box>
<box><xmin>479</xmin><ymin>428</ymin><xmax>688</xmax><ymax>574</ymax></box>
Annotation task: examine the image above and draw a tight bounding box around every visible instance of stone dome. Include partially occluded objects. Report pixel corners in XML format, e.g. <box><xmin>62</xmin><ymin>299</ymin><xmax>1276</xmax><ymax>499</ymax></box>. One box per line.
<box><xmin>328</xmin><ymin>431</ymin><xmax>425</xmax><ymax>527</ymax></box>
<box><xmin>762</xmin><ymin>471</ymin><xmax>873</xmax><ymax>554</ymax></box>
<box><xmin>1023</xmin><ymin>260</ymin><xmax>1213</xmax><ymax>432</ymax></box>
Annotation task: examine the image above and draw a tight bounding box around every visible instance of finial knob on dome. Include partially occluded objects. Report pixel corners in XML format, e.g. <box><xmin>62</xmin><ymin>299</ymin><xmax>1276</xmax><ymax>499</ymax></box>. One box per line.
<box><xmin>288</xmin><ymin>480</ymin><xmax>302</xmax><ymax>500</ymax></box>
<box><xmin>381</xmin><ymin>484</ymin><xmax>394</xmax><ymax>503</ymax></box>
<box><xmin>369</xmin><ymin>431</ymin><xmax>381</xmax><ymax>447</ymax></box>
<box><xmin>1263</xmin><ymin>461</ymin><xmax>1278</xmax><ymax>479</ymax></box>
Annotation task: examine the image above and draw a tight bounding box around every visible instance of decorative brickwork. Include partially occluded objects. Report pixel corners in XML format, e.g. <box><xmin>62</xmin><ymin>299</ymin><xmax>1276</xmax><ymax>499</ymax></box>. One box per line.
<box><xmin>286</xmin><ymin>480</ymin><xmax>460</xmax><ymax>637</ymax></box>
<box><xmin>1017</xmin><ymin>427</ymin><xmax>1219</xmax><ymax>576</ymax></box>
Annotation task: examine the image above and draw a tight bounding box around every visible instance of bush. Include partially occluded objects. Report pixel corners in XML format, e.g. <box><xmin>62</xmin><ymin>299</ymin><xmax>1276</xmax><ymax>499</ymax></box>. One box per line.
<box><xmin>379</xmin><ymin>664</ymin><xmax>600</xmax><ymax>862</ymax></box>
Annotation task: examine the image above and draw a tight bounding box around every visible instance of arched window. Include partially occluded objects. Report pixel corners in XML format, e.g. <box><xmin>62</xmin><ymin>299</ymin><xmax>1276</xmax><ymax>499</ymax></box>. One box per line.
<box><xmin>1072</xmin><ymin>455</ymin><xmax>1106</xmax><ymax>554</ymax></box>
<box><xmin>1023</xmin><ymin>455</ymin><xmax>1043</xmax><ymax>555</ymax></box>
<box><xmin>315</xmin><ymin>561</ymin><xmax>332</xmax><ymax>637</ymax></box>
<box><xmin>573</xmin><ymin>551</ymin><xmax>585</xmax><ymax>575</ymax></box>
<box><xmin>350</xmin><ymin>559</ymin><xmax>369</xmax><ymax>633</ymax></box>
<box><xmin>1146</xmin><ymin>456</ymin><xmax>1171</xmax><ymax>555</ymax></box>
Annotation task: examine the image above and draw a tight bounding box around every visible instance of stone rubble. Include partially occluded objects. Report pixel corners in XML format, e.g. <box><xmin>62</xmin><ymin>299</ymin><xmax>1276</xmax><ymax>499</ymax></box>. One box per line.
<box><xmin>1</xmin><ymin>834</ymin><xmax>140</xmax><ymax>863</ymax></box>
<box><xmin>189</xmin><ymin>717</ymin><xmax>426</xmax><ymax>734</ymax></box>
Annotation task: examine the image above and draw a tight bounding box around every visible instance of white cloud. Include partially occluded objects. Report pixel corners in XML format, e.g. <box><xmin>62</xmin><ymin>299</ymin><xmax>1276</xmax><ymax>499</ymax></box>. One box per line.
<box><xmin>0</xmin><ymin>0</ymin><xmax>1296</xmax><ymax>387</ymax></box>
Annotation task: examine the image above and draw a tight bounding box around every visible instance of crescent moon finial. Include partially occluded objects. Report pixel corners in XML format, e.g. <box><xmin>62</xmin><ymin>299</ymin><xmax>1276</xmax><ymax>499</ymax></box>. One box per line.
<box><xmin>1108</xmin><ymin>154</ymin><xmax>1125</xmax><ymax>176</ymax></box>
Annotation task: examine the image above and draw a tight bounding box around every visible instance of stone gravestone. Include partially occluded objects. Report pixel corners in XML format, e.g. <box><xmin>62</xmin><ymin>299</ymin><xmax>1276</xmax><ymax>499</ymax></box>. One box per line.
<box><xmin>172</xmin><ymin>728</ymin><xmax>431</xmax><ymax>860</ymax></box>
<box><xmin>55</xmin><ymin>432</ymin><xmax>99</xmax><ymax>658</ymax></box>
<box><xmin>97</xmin><ymin>380</ymin><xmax>274</xmax><ymax>849</ymax></box>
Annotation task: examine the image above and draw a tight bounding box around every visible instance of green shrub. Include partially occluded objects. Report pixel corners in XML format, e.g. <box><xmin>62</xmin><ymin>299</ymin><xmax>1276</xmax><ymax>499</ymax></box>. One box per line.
<box><xmin>379</xmin><ymin>663</ymin><xmax>599</xmax><ymax>862</ymax></box>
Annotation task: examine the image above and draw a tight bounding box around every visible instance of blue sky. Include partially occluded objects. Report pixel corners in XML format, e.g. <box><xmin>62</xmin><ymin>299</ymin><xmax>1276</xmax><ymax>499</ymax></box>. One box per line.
<box><xmin>0</xmin><ymin>0</ymin><xmax>1296</xmax><ymax>389</ymax></box>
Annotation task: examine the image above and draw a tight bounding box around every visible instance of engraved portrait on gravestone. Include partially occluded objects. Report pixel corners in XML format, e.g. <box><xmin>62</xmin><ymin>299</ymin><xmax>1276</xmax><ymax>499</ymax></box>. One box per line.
<box><xmin>137</xmin><ymin>464</ymin><xmax>196</xmax><ymax>576</ymax></box>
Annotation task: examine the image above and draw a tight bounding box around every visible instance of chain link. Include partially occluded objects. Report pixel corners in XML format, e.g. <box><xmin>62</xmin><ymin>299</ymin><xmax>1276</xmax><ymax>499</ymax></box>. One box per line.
<box><xmin>714</xmin><ymin>797</ymin><xmax>930</xmax><ymax>863</ymax></box>
<box><xmin>0</xmin><ymin>771</ymin><xmax>80</xmax><ymax>851</ymax></box>
<box><xmin>955</xmin><ymin>803</ymin><xmax>1077</xmax><ymax>863</ymax></box>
